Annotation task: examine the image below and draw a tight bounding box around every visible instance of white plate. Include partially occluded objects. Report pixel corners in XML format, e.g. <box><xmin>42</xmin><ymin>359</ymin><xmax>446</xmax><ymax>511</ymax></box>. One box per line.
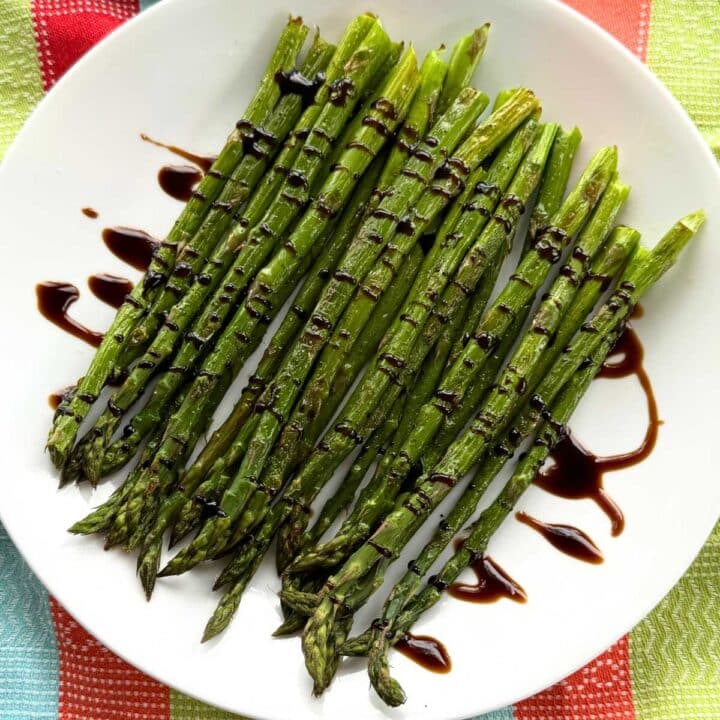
<box><xmin>1</xmin><ymin>0</ymin><xmax>719</xmax><ymax>718</ymax></box>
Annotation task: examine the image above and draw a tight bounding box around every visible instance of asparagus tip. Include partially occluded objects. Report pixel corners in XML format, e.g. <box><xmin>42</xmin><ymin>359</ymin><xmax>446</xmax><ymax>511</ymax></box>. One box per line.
<box><xmin>137</xmin><ymin>545</ymin><xmax>161</xmax><ymax>600</ymax></box>
<box><xmin>680</xmin><ymin>208</ymin><xmax>707</xmax><ymax>233</ymax></box>
<box><xmin>202</xmin><ymin>592</ymin><xmax>240</xmax><ymax>642</ymax></box>
<box><xmin>272</xmin><ymin>616</ymin><xmax>306</xmax><ymax>637</ymax></box>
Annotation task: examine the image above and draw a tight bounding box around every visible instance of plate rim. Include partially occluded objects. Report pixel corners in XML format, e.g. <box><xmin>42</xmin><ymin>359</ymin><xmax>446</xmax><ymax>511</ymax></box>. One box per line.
<box><xmin>1</xmin><ymin>0</ymin><xmax>719</xmax><ymax>717</ymax></box>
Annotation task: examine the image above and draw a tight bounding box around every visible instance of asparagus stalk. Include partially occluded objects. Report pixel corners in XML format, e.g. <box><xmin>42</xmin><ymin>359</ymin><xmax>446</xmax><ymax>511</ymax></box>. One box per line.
<box><xmin>97</xmin><ymin>31</ymin><xmax>408</xmax><ymax>483</ymax></box>
<box><xmin>111</xmin><ymin>41</ymin><xmax>418</xmax><ymax>552</ymax></box>
<box><xmin>242</xmin><ymin>244</ymin><xmax>426</xmax><ymax>555</ymax></box>
<box><xmin>356</xmin><ymin>234</ymin><xmax>639</xmax><ymax>674</ymax></box>
<box><xmin>250</xmin><ymin>48</ymin><xmax>452</xmax><ymax>502</ymax></box>
<box><xmin>110</xmin><ymin>166</ymin><xmax>379</xmax><ymax>552</ymax></box>
<box><xmin>374</xmin><ymin>24</ymin><xmax>491</xmax><ymax>192</ymax></box>
<box><xmin>73</xmin><ymin>40</ymin><xmax>336</xmax><ymax>482</ymax></box>
<box><xmin>348</xmin><ymin>225</ymin><xmax>639</xmax><ymax>666</ymax></box>
<box><xmin>68</xmin><ymin>426</ymin><xmax>164</xmax><ymax>537</ymax></box>
<box><xmin>278</xmin><ymin>120</ymin><xmax>549</xmax><ymax>571</ymax></box>
<box><xmin>198</xmin><ymin>99</ymin><xmax>543</xmax><ymax>627</ymax></box>
<box><xmin>305</xmin><ymin>214</ymin><xmax>703</xmax><ymax>690</ymax></box>
<box><xmin>138</xmin><ymin>245</ymin><xmax>424</xmax><ymax>596</ymax></box>
<box><xmin>437</xmin><ymin>24</ymin><xmax>490</xmax><ymax>113</ymax></box>
<box><xmin>117</xmin><ymin>35</ymin><xmax>337</xmax><ymax>365</ymax></box>
<box><xmin>303</xmin><ymin>393</ymin><xmax>407</xmax><ymax>552</ymax></box>
<box><xmin>229</xmin><ymin>93</ymin><xmax>535</xmax><ymax>541</ymax></box>
<box><xmin>45</xmin><ymin>17</ymin><xmax>309</xmax><ymax>468</ymax></box>
<box><xmin>165</xmin><ymin>159</ymin><xmax>388</xmax><ymax>550</ymax></box>
<box><xmin>202</xmin><ymin>389</ymin><xmax>402</xmax><ymax>639</ymax></box>
<box><xmin>358</xmin><ymin>146</ymin><xmax>618</xmax><ymax>510</ymax></box>
<box><xmin>298</xmin><ymin>157</ymin><xmax>628</xmax><ymax>690</ymax></box>
<box><xmin>376</xmin><ymin>49</ymin><xmax>448</xmax><ymax>188</ymax></box>
<box><xmin>182</xmin><ymin>155</ymin><xmax>387</xmax><ymax>506</ymax></box>
<box><xmin>157</xmin><ymin>86</ymin><xmax>498</xmax><ymax>577</ymax></box>
<box><xmin>526</xmin><ymin>126</ymin><xmax>582</xmax><ymax>247</ymax></box>
<box><xmin>367</xmin><ymin>332</ymin><xmax>619</xmax><ymax>706</ymax></box>
<box><xmin>206</xmin><ymin>143</ymin><xmax>614</xmax><ymax>644</ymax></box>
<box><xmin>106</xmin><ymin>228</ymin><xmax>321</xmax><ymax>551</ymax></box>
<box><xmin>79</xmin><ymin>22</ymin><xmax>397</xmax><ymax>481</ymax></box>
<box><xmin>206</xmin><ymin>128</ymin><xmax>545</xmax><ymax>631</ymax></box>
<box><xmin>68</xmin><ymin>368</ymin><xmax>200</xmax><ymax>537</ymax></box>
<box><xmin>277</xmin><ymin>120</ymin><xmax>540</xmax><ymax>490</ymax></box>
<box><xmin>285</xmin><ymin>249</ymin><xmax>513</xmax><ymax>575</ymax></box>
<box><xmin>134</xmin><ymin>242</ymin><xmax>332</xmax><ymax>589</ymax></box>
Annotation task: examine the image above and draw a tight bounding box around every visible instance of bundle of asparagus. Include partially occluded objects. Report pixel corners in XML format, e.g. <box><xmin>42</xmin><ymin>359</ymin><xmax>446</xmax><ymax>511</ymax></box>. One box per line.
<box><xmin>53</xmin><ymin>12</ymin><xmax>705</xmax><ymax>708</ymax></box>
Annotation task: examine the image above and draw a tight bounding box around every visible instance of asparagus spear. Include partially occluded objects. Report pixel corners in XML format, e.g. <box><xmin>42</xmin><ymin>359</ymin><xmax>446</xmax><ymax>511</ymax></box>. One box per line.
<box><xmin>373</xmin><ymin>24</ymin><xmax>491</xmax><ymax>193</ymax></box>
<box><xmin>289</xmin><ymin>299</ymin><xmax>473</xmax><ymax>573</ymax></box>
<box><xmin>303</xmin><ymin>393</ymin><xmax>407</xmax><ymax>552</ymax></box>
<box><xmin>73</xmin><ymin>42</ymin><xmax>336</xmax><ymax>482</ymax></box>
<box><xmin>356</xmin><ymin>146</ymin><xmax>618</xmax><ymax>509</ymax></box>
<box><xmin>298</xmin><ymin>158</ymin><xmax>625</xmax><ymax>690</ymax></box>
<box><xmin>367</xmin><ymin>332</ymin><xmax>619</xmax><ymax>706</ymax></box>
<box><xmin>106</xmin><ymin>188</ymin><xmax>357</xmax><ymax>554</ymax></box>
<box><xmin>276</xmin><ymin>120</ymin><xmax>540</xmax><ymax>491</ymax></box>
<box><xmin>410</xmin><ymin>126</ymin><xmax>582</xmax><ymax>465</ymax></box>
<box><xmin>304</xmin><ymin>213</ymin><xmax>703</xmax><ymax>691</ymax></box>
<box><xmin>242</xmin><ymin>244</ymin><xmax>426</xmax><ymax>555</ymax></box>
<box><xmin>276</xmin><ymin>121</ymin><xmax>548</xmax><ymax>570</ymax></box>
<box><xmin>526</xmin><ymin>126</ymin><xmax>582</xmax><ymax>247</ymax></box>
<box><xmin>165</xmin><ymin>158</ymin><xmax>389</xmax><ymax>550</ymax></box>
<box><xmin>277</xmin><ymin>120</ymin><xmax>550</xmax><ymax>559</ymax></box>
<box><xmin>223</xmin><ymin>92</ymin><xmax>534</xmax><ymax>542</ymax></box>
<box><xmin>202</xmin><ymin>389</ymin><xmax>402</xmax><ymax>640</ymax></box>
<box><xmin>205</xmin><ymin>140</ymin><xmax>612</xmax><ymax>642</ymax></box>
<box><xmin>355</xmin><ymin>232</ymin><xmax>637</xmax><ymax>676</ymax></box>
<box><xmin>96</xmin><ymin>34</ymin><xmax>409</xmax><ymax>485</ymax></box>
<box><xmin>78</xmin><ymin>23</ymin><xmax>397</xmax><ymax>481</ymax></box>
<box><xmin>68</xmin><ymin>365</ymin><xmax>201</xmax><ymax>537</ymax></box>
<box><xmin>160</xmin><ymin>90</ymin><xmax>536</xmax><ymax>577</ymax></box>
<box><xmin>437</xmin><ymin>25</ymin><xmax>490</xmax><ymax>113</ymax></box>
<box><xmin>124</xmin><ymin>27</ymin><xmax>403</xmax><ymax>375</ymax></box>
<box><xmin>248</xmin><ymin>49</ymin><xmax>452</xmax><ymax>503</ymax></box>
<box><xmin>68</xmin><ymin>426</ymin><xmax>164</xmax><ymax>537</ymax></box>
<box><xmin>197</xmin><ymin>98</ymin><xmax>543</xmax><ymax>624</ymax></box>
<box><xmin>109</xmin><ymin>40</ymin><xmax>418</xmax><ymax>549</ymax></box>
<box><xmin>349</xmin><ymin>225</ymin><xmax>639</xmax><ymax>666</ymax></box>
<box><xmin>117</xmin><ymin>36</ymin><xmax>337</xmax><ymax>364</ymax></box>
<box><xmin>285</xmin><ymin>250</ymin><xmax>512</xmax><ymax>575</ymax></box>
<box><xmin>137</xmin><ymin>244</ymin><xmax>424</xmax><ymax>596</ymax></box>
<box><xmin>45</xmin><ymin>17</ymin><xmax>309</xmax><ymax>468</ymax></box>
<box><xmin>133</xmin><ymin>242</ymin><xmax>332</xmax><ymax>588</ymax></box>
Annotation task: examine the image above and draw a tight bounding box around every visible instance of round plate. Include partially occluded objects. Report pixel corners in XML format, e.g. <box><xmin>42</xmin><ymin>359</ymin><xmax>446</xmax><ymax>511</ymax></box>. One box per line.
<box><xmin>0</xmin><ymin>0</ymin><xmax>718</xmax><ymax>718</ymax></box>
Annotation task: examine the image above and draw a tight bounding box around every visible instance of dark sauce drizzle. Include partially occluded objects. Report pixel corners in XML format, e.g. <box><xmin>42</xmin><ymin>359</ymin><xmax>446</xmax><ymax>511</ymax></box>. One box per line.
<box><xmin>101</xmin><ymin>227</ymin><xmax>159</xmax><ymax>271</ymax></box>
<box><xmin>157</xmin><ymin>164</ymin><xmax>203</xmax><ymax>202</ymax></box>
<box><xmin>516</xmin><ymin>511</ymin><xmax>604</xmax><ymax>564</ymax></box>
<box><xmin>395</xmin><ymin>633</ymin><xmax>451</xmax><ymax>673</ymax></box>
<box><xmin>87</xmin><ymin>273</ymin><xmax>134</xmax><ymax>309</ymax></box>
<box><xmin>274</xmin><ymin>68</ymin><xmax>325</xmax><ymax>107</ymax></box>
<box><xmin>139</xmin><ymin>132</ymin><xmax>216</xmax><ymax>172</ymax></box>
<box><xmin>81</xmin><ymin>207</ymin><xmax>98</xmax><ymax>219</ymax></box>
<box><xmin>35</xmin><ymin>282</ymin><xmax>103</xmax><ymax>348</ymax></box>
<box><xmin>449</xmin><ymin>552</ymin><xmax>527</xmax><ymax>604</ymax></box>
<box><xmin>534</xmin><ymin>311</ymin><xmax>658</xmax><ymax>537</ymax></box>
<box><xmin>48</xmin><ymin>384</ymin><xmax>76</xmax><ymax>410</ymax></box>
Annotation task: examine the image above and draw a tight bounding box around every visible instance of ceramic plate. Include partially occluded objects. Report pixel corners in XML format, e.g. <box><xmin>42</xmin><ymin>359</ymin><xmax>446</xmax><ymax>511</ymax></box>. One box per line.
<box><xmin>0</xmin><ymin>0</ymin><xmax>719</xmax><ymax>718</ymax></box>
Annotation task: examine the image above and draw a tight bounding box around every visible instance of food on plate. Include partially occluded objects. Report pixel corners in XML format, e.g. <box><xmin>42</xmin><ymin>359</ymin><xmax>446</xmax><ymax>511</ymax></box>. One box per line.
<box><xmin>42</xmin><ymin>14</ymin><xmax>704</xmax><ymax>707</ymax></box>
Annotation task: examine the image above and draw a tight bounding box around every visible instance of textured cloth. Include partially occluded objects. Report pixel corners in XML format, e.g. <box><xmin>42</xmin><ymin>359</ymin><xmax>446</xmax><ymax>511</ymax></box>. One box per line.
<box><xmin>0</xmin><ymin>0</ymin><xmax>719</xmax><ymax>718</ymax></box>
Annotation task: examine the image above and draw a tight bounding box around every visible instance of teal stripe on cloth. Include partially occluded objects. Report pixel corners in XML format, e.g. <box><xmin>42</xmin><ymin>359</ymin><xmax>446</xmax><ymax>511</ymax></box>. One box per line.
<box><xmin>474</xmin><ymin>708</ymin><xmax>515</xmax><ymax>719</ymax></box>
<box><xmin>139</xmin><ymin>0</ymin><xmax>161</xmax><ymax>11</ymax></box>
<box><xmin>0</xmin><ymin>523</ymin><xmax>58</xmax><ymax>720</ymax></box>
